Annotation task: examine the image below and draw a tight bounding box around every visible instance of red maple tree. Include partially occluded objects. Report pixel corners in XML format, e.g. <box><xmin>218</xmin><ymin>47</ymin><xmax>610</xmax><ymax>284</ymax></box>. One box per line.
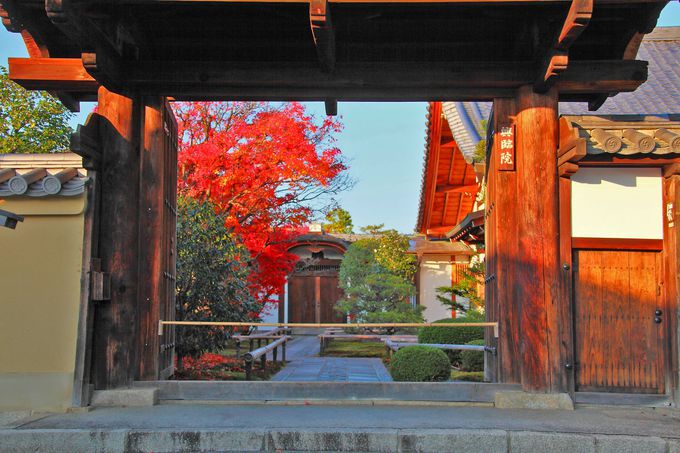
<box><xmin>174</xmin><ymin>101</ymin><xmax>350</xmax><ymax>302</ymax></box>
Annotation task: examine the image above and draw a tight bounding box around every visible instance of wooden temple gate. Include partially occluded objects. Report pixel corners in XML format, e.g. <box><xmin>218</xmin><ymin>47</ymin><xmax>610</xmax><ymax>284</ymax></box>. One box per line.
<box><xmin>1</xmin><ymin>0</ymin><xmax>676</xmax><ymax>402</ymax></box>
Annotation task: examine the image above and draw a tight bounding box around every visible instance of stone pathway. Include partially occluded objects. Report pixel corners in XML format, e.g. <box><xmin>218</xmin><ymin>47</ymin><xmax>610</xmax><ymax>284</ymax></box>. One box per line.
<box><xmin>271</xmin><ymin>335</ymin><xmax>392</xmax><ymax>382</ymax></box>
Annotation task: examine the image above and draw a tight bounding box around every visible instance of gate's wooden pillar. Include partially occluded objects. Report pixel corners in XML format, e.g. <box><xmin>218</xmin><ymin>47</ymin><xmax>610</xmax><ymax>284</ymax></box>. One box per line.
<box><xmin>490</xmin><ymin>85</ymin><xmax>564</xmax><ymax>393</ymax></box>
<box><xmin>663</xmin><ymin>170</ymin><xmax>680</xmax><ymax>402</ymax></box>
<box><xmin>92</xmin><ymin>87</ymin><xmax>143</xmax><ymax>389</ymax></box>
<box><xmin>137</xmin><ymin>97</ymin><xmax>166</xmax><ymax>380</ymax></box>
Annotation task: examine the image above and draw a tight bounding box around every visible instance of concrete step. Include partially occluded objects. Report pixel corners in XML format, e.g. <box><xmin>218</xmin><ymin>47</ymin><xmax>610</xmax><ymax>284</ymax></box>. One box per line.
<box><xmin>134</xmin><ymin>381</ymin><xmax>521</xmax><ymax>402</ymax></box>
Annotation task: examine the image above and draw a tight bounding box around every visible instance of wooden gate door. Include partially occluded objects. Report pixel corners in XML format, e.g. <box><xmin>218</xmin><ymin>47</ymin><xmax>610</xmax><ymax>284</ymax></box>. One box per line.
<box><xmin>573</xmin><ymin>249</ymin><xmax>666</xmax><ymax>393</ymax></box>
<box><xmin>288</xmin><ymin>275</ymin><xmax>345</xmax><ymax>323</ymax></box>
<box><xmin>288</xmin><ymin>276</ymin><xmax>316</xmax><ymax>323</ymax></box>
<box><xmin>319</xmin><ymin>276</ymin><xmax>345</xmax><ymax>323</ymax></box>
<box><xmin>158</xmin><ymin>101</ymin><xmax>177</xmax><ymax>379</ymax></box>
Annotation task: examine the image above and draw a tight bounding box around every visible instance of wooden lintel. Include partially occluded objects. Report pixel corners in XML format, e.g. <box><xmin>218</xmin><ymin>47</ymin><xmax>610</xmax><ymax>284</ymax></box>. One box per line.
<box><xmin>8</xmin><ymin>58</ymin><xmax>98</xmax><ymax>92</ymax></box>
<box><xmin>435</xmin><ymin>183</ymin><xmax>477</xmax><ymax>195</ymax></box>
<box><xmin>310</xmin><ymin>0</ymin><xmax>335</xmax><ymax>73</ymax></box>
<box><xmin>119</xmin><ymin>59</ymin><xmax>646</xmax><ymax>101</ymax></box>
<box><xmin>535</xmin><ymin>0</ymin><xmax>593</xmax><ymax>93</ymax></box>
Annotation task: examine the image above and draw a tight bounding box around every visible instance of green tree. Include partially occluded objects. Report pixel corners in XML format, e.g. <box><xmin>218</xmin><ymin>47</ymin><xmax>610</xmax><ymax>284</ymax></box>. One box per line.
<box><xmin>336</xmin><ymin>232</ymin><xmax>422</xmax><ymax>325</ymax></box>
<box><xmin>359</xmin><ymin>223</ymin><xmax>385</xmax><ymax>234</ymax></box>
<box><xmin>175</xmin><ymin>195</ymin><xmax>261</xmax><ymax>369</ymax></box>
<box><xmin>0</xmin><ymin>66</ymin><xmax>73</xmax><ymax>154</ymax></box>
<box><xmin>472</xmin><ymin>120</ymin><xmax>487</xmax><ymax>164</ymax></box>
<box><xmin>323</xmin><ymin>207</ymin><xmax>353</xmax><ymax>234</ymax></box>
<box><xmin>435</xmin><ymin>258</ymin><xmax>484</xmax><ymax>313</ymax></box>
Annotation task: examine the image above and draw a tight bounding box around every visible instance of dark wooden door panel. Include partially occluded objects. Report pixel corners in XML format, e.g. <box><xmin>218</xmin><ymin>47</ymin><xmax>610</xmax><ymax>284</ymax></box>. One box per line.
<box><xmin>320</xmin><ymin>276</ymin><xmax>344</xmax><ymax>323</ymax></box>
<box><xmin>573</xmin><ymin>249</ymin><xmax>665</xmax><ymax>393</ymax></box>
<box><xmin>288</xmin><ymin>276</ymin><xmax>316</xmax><ymax>323</ymax></box>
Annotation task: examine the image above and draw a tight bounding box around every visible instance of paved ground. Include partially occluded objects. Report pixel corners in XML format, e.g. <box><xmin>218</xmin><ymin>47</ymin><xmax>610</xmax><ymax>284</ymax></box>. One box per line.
<box><xmin>2</xmin><ymin>403</ymin><xmax>679</xmax><ymax>452</ymax></box>
<box><xmin>271</xmin><ymin>335</ymin><xmax>393</xmax><ymax>382</ymax></box>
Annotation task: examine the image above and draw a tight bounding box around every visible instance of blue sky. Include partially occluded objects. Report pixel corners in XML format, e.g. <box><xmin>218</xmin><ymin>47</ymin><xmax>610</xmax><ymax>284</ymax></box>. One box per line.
<box><xmin>1</xmin><ymin>4</ymin><xmax>679</xmax><ymax>233</ymax></box>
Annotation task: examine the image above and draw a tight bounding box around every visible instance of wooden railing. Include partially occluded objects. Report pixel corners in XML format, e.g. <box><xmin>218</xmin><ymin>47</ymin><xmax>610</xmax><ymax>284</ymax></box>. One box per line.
<box><xmin>242</xmin><ymin>336</ymin><xmax>289</xmax><ymax>380</ymax></box>
<box><xmin>233</xmin><ymin>327</ymin><xmax>289</xmax><ymax>358</ymax></box>
<box><xmin>158</xmin><ymin>321</ymin><xmax>499</xmax><ymax>338</ymax></box>
<box><xmin>384</xmin><ymin>338</ymin><xmax>497</xmax><ymax>356</ymax></box>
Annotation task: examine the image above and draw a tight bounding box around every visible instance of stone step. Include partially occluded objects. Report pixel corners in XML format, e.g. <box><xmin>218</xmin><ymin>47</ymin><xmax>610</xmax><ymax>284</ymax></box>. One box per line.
<box><xmin>134</xmin><ymin>381</ymin><xmax>520</xmax><ymax>402</ymax></box>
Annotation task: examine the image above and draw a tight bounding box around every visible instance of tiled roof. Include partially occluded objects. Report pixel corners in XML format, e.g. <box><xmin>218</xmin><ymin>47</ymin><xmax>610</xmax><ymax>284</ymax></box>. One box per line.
<box><xmin>0</xmin><ymin>153</ymin><xmax>88</xmax><ymax>197</ymax></box>
<box><xmin>561</xmin><ymin>27</ymin><xmax>680</xmax><ymax>116</ymax></box>
<box><xmin>442</xmin><ymin>102</ymin><xmax>492</xmax><ymax>163</ymax></box>
<box><xmin>563</xmin><ymin>115</ymin><xmax>680</xmax><ymax>156</ymax></box>
<box><xmin>408</xmin><ymin>236</ymin><xmax>474</xmax><ymax>256</ymax></box>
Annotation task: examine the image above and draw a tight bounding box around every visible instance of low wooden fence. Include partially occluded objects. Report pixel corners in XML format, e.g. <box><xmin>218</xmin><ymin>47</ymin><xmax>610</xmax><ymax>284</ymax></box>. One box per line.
<box><xmin>233</xmin><ymin>327</ymin><xmax>289</xmax><ymax>358</ymax></box>
<box><xmin>242</xmin><ymin>335</ymin><xmax>289</xmax><ymax>380</ymax></box>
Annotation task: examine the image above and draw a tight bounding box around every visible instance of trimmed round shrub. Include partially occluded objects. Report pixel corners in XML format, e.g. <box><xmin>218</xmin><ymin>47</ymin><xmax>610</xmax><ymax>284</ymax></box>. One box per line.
<box><xmin>418</xmin><ymin>311</ymin><xmax>485</xmax><ymax>364</ymax></box>
<box><xmin>460</xmin><ymin>339</ymin><xmax>485</xmax><ymax>372</ymax></box>
<box><xmin>389</xmin><ymin>346</ymin><xmax>451</xmax><ymax>382</ymax></box>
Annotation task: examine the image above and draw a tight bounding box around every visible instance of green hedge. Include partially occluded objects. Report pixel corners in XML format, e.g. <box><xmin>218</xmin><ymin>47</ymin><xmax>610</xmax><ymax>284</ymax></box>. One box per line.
<box><xmin>418</xmin><ymin>312</ymin><xmax>485</xmax><ymax>363</ymax></box>
<box><xmin>389</xmin><ymin>346</ymin><xmax>451</xmax><ymax>382</ymax></box>
<box><xmin>460</xmin><ymin>339</ymin><xmax>485</xmax><ymax>372</ymax></box>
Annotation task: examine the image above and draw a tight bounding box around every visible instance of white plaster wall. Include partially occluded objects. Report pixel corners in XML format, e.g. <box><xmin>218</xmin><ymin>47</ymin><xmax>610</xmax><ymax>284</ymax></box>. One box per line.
<box><xmin>571</xmin><ymin>167</ymin><xmax>663</xmax><ymax>239</ymax></box>
<box><xmin>420</xmin><ymin>255</ymin><xmax>454</xmax><ymax>322</ymax></box>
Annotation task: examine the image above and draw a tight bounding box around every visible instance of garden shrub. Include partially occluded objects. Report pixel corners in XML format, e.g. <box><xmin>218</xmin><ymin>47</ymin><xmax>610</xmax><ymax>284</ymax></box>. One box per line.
<box><xmin>418</xmin><ymin>311</ymin><xmax>485</xmax><ymax>363</ymax></box>
<box><xmin>460</xmin><ymin>339</ymin><xmax>485</xmax><ymax>372</ymax></box>
<box><xmin>389</xmin><ymin>346</ymin><xmax>450</xmax><ymax>382</ymax></box>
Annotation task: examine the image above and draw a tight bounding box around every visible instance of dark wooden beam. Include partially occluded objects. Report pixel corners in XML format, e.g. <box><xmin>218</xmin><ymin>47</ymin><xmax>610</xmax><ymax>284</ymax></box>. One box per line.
<box><xmin>116</xmin><ymin>59</ymin><xmax>646</xmax><ymax>101</ymax></box>
<box><xmin>535</xmin><ymin>0</ymin><xmax>593</xmax><ymax>92</ymax></box>
<box><xmin>310</xmin><ymin>0</ymin><xmax>335</xmax><ymax>73</ymax></box>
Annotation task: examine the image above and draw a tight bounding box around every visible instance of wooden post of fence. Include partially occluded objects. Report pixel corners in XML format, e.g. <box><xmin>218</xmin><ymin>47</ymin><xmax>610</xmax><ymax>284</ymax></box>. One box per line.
<box><xmin>235</xmin><ymin>340</ymin><xmax>241</xmax><ymax>359</ymax></box>
<box><xmin>282</xmin><ymin>341</ymin><xmax>286</xmax><ymax>361</ymax></box>
<box><xmin>245</xmin><ymin>360</ymin><xmax>253</xmax><ymax>381</ymax></box>
<box><xmin>260</xmin><ymin>354</ymin><xmax>266</xmax><ymax>376</ymax></box>
<box><xmin>249</xmin><ymin>339</ymin><xmax>254</xmax><ymax>352</ymax></box>
<box><xmin>273</xmin><ymin>344</ymin><xmax>278</xmax><ymax>362</ymax></box>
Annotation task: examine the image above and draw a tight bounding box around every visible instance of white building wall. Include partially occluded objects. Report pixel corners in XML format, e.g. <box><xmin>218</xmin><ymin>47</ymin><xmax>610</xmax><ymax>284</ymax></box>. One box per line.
<box><xmin>571</xmin><ymin>167</ymin><xmax>663</xmax><ymax>239</ymax></box>
<box><xmin>419</xmin><ymin>255</ymin><xmax>454</xmax><ymax>322</ymax></box>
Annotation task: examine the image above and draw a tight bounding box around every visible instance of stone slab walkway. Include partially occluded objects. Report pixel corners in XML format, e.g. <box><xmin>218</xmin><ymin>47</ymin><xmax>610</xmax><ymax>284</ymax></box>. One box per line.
<box><xmin>271</xmin><ymin>334</ymin><xmax>393</xmax><ymax>382</ymax></box>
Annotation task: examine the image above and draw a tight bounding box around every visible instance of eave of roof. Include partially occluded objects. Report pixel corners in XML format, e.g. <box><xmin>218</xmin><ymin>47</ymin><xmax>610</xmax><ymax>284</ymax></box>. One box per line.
<box><xmin>415</xmin><ymin>102</ymin><xmax>480</xmax><ymax>237</ymax></box>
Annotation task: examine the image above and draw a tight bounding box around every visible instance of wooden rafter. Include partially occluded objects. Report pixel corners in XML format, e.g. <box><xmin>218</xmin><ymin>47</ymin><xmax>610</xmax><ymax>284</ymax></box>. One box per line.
<box><xmin>535</xmin><ymin>0</ymin><xmax>593</xmax><ymax>93</ymax></box>
<box><xmin>436</xmin><ymin>183</ymin><xmax>478</xmax><ymax>195</ymax></box>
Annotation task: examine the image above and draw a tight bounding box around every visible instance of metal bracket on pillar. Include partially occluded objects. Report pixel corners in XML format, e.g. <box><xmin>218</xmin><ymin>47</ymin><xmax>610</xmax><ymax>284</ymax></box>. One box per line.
<box><xmin>310</xmin><ymin>0</ymin><xmax>335</xmax><ymax>73</ymax></box>
<box><xmin>535</xmin><ymin>0</ymin><xmax>593</xmax><ymax>93</ymax></box>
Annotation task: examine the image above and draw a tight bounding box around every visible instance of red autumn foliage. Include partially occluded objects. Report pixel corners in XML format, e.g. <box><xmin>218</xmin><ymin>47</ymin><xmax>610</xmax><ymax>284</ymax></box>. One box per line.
<box><xmin>174</xmin><ymin>102</ymin><xmax>350</xmax><ymax>302</ymax></box>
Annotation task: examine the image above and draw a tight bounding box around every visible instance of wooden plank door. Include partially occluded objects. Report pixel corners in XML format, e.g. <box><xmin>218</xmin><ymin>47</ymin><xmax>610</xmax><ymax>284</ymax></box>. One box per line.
<box><xmin>573</xmin><ymin>249</ymin><xmax>666</xmax><ymax>393</ymax></box>
<box><xmin>158</xmin><ymin>101</ymin><xmax>177</xmax><ymax>379</ymax></box>
<box><xmin>288</xmin><ymin>276</ymin><xmax>316</xmax><ymax>323</ymax></box>
<box><xmin>319</xmin><ymin>276</ymin><xmax>344</xmax><ymax>323</ymax></box>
